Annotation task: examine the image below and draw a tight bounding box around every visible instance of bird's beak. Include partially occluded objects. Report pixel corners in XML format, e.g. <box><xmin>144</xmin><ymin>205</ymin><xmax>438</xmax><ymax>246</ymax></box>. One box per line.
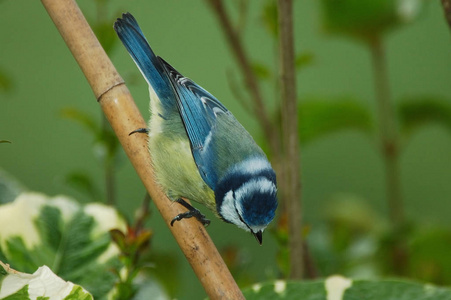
<box><xmin>253</xmin><ymin>230</ymin><xmax>263</xmax><ymax>245</ymax></box>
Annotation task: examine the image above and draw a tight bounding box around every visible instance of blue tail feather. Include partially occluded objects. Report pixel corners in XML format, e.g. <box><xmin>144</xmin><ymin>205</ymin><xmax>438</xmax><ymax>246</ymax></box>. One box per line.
<box><xmin>114</xmin><ymin>13</ymin><xmax>174</xmax><ymax>107</ymax></box>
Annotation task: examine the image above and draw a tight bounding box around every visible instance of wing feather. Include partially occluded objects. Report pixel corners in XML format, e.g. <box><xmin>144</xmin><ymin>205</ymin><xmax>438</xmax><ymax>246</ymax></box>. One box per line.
<box><xmin>160</xmin><ymin>58</ymin><xmax>228</xmax><ymax>188</ymax></box>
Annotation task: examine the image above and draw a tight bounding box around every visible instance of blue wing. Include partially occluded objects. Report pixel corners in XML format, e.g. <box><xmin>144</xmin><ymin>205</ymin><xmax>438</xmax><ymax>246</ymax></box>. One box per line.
<box><xmin>114</xmin><ymin>13</ymin><xmax>175</xmax><ymax>110</ymax></box>
<box><xmin>160</xmin><ymin>58</ymin><xmax>228</xmax><ymax>189</ymax></box>
<box><xmin>115</xmin><ymin>13</ymin><xmax>231</xmax><ymax>190</ymax></box>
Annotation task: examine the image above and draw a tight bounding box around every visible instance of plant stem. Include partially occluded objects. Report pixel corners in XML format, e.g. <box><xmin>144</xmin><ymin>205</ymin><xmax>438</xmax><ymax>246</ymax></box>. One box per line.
<box><xmin>278</xmin><ymin>0</ymin><xmax>303</xmax><ymax>279</ymax></box>
<box><xmin>369</xmin><ymin>37</ymin><xmax>406</xmax><ymax>274</ymax></box>
<box><xmin>135</xmin><ymin>193</ymin><xmax>151</xmax><ymax>231</ymax></box>
<box><xmin>370</xmin><ymin>37</ymin><xmax>403</xmax><ymax>227</ymax></box>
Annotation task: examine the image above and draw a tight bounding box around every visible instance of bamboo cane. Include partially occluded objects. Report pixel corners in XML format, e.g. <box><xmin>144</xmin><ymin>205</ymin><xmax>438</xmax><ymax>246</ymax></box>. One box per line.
<box><xmin>40</xmin><ymin>0</ymin><xmax>244</xmax><ymax>298</ymax></box>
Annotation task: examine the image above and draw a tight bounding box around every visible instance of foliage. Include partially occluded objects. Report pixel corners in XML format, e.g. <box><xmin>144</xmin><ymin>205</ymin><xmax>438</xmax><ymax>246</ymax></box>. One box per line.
<box><xmin>0</xmin><ymin>192</ymin><xmax>126</xmax><ymax>299</ymax></box>
<box><xmin>397</xmin><ymin>96</ymin><xmax>451</xmax><ymax>139</ymax></box>
<box><xmin>261</xmin><ymin>0</ymin><xmax>278</xmax><ymax>38</ymax></box>
<box><xmin>109</xmin><ymin>225</ymin><xmax>153</xmax><ymax>299</ymax></box>
<box><xmin>306</xmin><ymin>193</ymin><xmax>451</xmax><ymax>285</ymax></box>
<box><xmin>320</xmin><ymin>0</ymin><xmax>424</xmax><ymax>40</ymax></box>
<box><xmin>242</xmin><ymin>276</ymin><xmax>451</xmax><ymax>299</ymax></box>
<box><xmin>298</xmin><ymin>97</ymin><xmax>374</xmax><ymax>144</ymax></box>
<box><xmin>0</xmin><ymin>262</ymin><xmax>93</xmax><ymax>300</ymax></box>
<box><xmin>0</xmin><ymin>184</ymin><xmax>169</xmax><ymax>300</ymax></box>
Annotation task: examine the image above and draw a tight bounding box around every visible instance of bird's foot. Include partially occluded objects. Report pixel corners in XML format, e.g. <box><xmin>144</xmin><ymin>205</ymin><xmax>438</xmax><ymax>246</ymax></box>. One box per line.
<box><xmin>171</xmin><ymin>198</ymin><xmax>211</xmax><ymax>227</ymax></box>
<box><xmin>129</xmin><ymin>128</ymin><xmax>149</xmax><ymax>136</ymax></box>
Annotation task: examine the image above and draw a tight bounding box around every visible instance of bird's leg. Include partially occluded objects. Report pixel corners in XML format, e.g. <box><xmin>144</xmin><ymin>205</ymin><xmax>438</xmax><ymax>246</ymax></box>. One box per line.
<box><xmin>171</xmin><ymin>198</ymin><xmax>211</xmax><ymax>227</ymax></box>
<box><xmin>129</xmin><ymin>128</ymin><xmax>149</xmax><ymax>136</ymax></box>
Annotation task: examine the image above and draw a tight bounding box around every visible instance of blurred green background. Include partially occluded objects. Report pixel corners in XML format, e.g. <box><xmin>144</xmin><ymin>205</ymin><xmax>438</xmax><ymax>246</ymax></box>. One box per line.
<box><xmin>1</xmin><ymin>0</ymin><xmax>450</xmax><ymax>298</ymax></box>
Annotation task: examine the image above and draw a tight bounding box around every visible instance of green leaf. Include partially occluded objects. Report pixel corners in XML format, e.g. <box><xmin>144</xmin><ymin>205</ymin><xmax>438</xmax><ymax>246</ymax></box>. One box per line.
<box><xmin>320</xmin><ymin>0</ymin><xmax>424</xmax><ymax>40</ymax></box>
<box><xmin>109</xmin><ymin>229</ymin><xmax>126</xmax><ymax>253</ymax></box>
<box><xmin>60</xmin><ymin>108</ymin><xmax>99</xmax><ymax>135</ymax></box>
<box><xmin>63</xmin><ymin>286</ymin><xmax>93</xmax><ymax>300</ymax></box>
<box><xmin>243</xmin><ymin>279</ymin><xmax>326</xmax><ymax>300</ymax></box>
<box><xmin>5</xmin><ymin>237</ymin><xmax>42</xmax><ymax>273</ymax></box>
<box><xmin>0</xmin><ymin>193</ymin><xmax>126</xmax><ymax>299</ymax></box>
<box><xmin>0</xmin><ymin>262</ymin><xmax>6</xmax><ymax>276</ymax></box>
<box><xmin>34</xmin><ymin>206</ymin><xmax>63</xmax><ymax>253</ymax></box>
<box><xmin>261</xmin><ymin>0</ymin><xmax>278</xmax><ymax>38</ymax></box>
<box><xmin>0</xmin><ymin>246</ymin><xmax>7</xmax><ymax>264</ymax></box>
<box><xmin>1</xmin><ymin>284</ymin><xmax>29</xmax><ymax>300</ymax></box>
<box><xmin>242</xmin><ymin>276</ymin><xmax>451</xmax><ymax>299</ymax></box>
<box><xmin>55</xmin><ymin>210</ymin><xmax>109</xmax><ymax>277</ymax></box>
<box><xmin>0</xmin><ymin>262</ymin><xmax>92</xmax><ymax>300</ymax></box>
<box><xmin>397</xmin><ymin>97</ymin><xmax>451</xmax><ymax>139</ymax></box>
<box><xmin>299</xmin><ymin>97</ymin><xmax>374</xmax><ymax>144</ymax></box>
<box><xmin>0</xmin><ymin>140</ymin><xmax>11</xmax><ymax>144</ymax></box>
<box><xmin>345</xmin><ymin>279</ymin><xmax>451</xmax><ymax>299</ymax></box>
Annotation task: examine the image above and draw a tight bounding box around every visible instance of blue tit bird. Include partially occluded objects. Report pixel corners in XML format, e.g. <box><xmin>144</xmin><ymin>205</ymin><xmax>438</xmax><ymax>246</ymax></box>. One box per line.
<box><xmin>114</xmin><ymin>13</ymin><xmax>277</xmax><ymax>244</ymax></box>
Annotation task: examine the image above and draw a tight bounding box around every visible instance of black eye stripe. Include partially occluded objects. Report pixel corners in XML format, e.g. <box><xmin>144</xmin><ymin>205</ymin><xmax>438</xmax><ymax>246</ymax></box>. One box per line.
<box><xmin>233</xmin><ymin>201</ymin><xmax>251</xmax><ymax>231</ymax></box>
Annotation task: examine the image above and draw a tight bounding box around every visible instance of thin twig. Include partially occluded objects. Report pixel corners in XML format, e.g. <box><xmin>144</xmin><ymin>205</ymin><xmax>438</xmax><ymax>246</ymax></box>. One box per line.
<box><xmin>369</xmin><ymin>37</ymin><xmax>403</xmax><ymax>229</ymax></box>
<box><xmin>369</xmin><ymin>36</ymin><xmax>407</xmax><ymax>275</ymax></box>
<box><xmin>40</xmin><ymin>0</ymin><xmax>244</xmax><ymax>298</ymax></box>
<box><xmin>235</xmin><ymin>0</ymin><xmax>249</xmax><ymax>37</ymax></box>
<box><xmin>135</xmin><ymin>193</ymin><xmax>151</xmax><ymax>231</ymax></box>
<box><xmin>277</xmin><ymin>0</ymin><xmax>303</xmax><ymax>279</ymax></box>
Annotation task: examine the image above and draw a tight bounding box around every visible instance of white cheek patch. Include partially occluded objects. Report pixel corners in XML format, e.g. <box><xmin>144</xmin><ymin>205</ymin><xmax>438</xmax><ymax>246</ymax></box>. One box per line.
<box><xmin>220</xmin><ymin>190</ymin><xmax>250</xmax><ymax>232</ymax></box>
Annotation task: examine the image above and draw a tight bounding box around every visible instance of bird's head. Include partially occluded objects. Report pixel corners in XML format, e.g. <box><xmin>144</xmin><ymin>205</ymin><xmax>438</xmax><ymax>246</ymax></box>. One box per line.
<box><xmin>215</xmin><ymin>157</ymin><xmax>278</xmax><ymax>245</ymax></box>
